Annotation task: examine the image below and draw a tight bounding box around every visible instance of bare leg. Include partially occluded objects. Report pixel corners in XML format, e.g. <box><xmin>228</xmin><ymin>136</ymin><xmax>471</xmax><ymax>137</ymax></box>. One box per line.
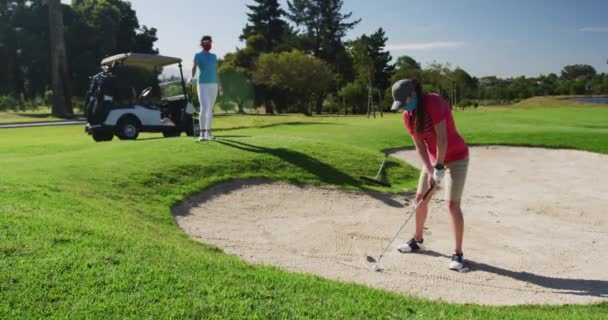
<box><xmin>414</xmin><ymin>191</ymin><xmax>434</xmax><ymax>241</ymax></box>
<box><xmin>448</xmin><ymin>201</ymin><xmax>464</xmax><ymax>254</ymax></box>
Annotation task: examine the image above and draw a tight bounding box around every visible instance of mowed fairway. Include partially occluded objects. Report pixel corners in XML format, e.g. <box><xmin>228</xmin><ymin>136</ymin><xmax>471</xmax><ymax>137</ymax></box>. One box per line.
<box><xmin>1</xmin><ymin>99</ymin><xmax>607</xmax><ymax>318</ymax></box>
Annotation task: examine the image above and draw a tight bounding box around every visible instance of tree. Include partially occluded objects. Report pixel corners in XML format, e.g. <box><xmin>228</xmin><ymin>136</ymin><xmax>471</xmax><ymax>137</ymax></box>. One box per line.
<box><xmin>240</xmin><ymin>0</ymin><xmax>291</xmax><ymax>52</ymax></box>
<box><xmin>286</xmin><ymin>0</ymin><xmax>360</xmax><ymax>114</ymax></box>
<box><xmin>422</xmin><ymin>62</ymin><xmax>452</xmax><ymax>98</ymax></box>
<box><xmin>452</xmin><ymin>68</ymin><xmax>477</xmax><ymax>103</ymax></box>
<box><xmin>0</xmin><ymin>0</ymin><xmax>23</xmax><ymax>96</ymax></box>
<box><xmin>224</xmin><ymin>34</ymin><xmax>285</xmax><ymax>113</ymax></box>
<box><xmin>367</xmin><ymin>29</ymin><xmax>393</xmax><ymax>98</ymax></box>
<box><xmin>69</xmin><ymin>0</ymin><xmax>158</xmax><ymax>95</ymax></box>
<box><xmin>535</xmin><ymin>74</ymin><xmax>558</xmax><ymax>96</ymax></box>
<box><xmin>227</xmin><ymin>34</ymin><xmax>267</xmax><ymax>71</ymax></box>
<box><xmin>253</xmin><ymin>50</ymin><xmax>335</xmax><ymax>115</ymax></box>
<box><xmin>338</xmin><ymin>81</ymin><xmax>365</xmax><ymax>114</ymax></box>
<box><xmin>392</xmin><ymin>55</ymin><xmax>422</xmax><ymax>81</ymax></box>
<box><xmin>395</xmin><ymin>56</ymin><xmax>421</xmax><ymax>72</ymax></box>
<box><xmin>218</xmin><ymin>64</ymin><xmax>255</xmax><ymax>113</ymax></box>
<box><xmin>287</xmin><ymin>0</ymin><xmax>359</xmax><ymax>82</ymax></box>
<box><xmin>0</xmin><ymin>0</ymin><xmax>158</xmax><ymax>111</ymax></box>
<box><xmin>346</xmin><ymin>28</ymin><xmax>393</xmax><ymax>115</ymax></box>
<box><xmin>508</xmin><ymin>76</ymin><xmax>533</xmax><ymax>99</ymax></box>
<box><xmin>561</xmin><ymin>64</ymin><xmax>597</xmax><ymax>81</ymax></box>
<box><xmin>345</xmin><ymin>37</ymin><xmax>372</xmax><ymax>114</ymax></box>
<box><xmin>0</xmin><ymin>0</ymin><xmax>49</xmax><ymax>99</ymax></box>
<box><xmin>46</xmin><ymin>0</ymin><xmax>73</xmax><ymax>117</ymax></box>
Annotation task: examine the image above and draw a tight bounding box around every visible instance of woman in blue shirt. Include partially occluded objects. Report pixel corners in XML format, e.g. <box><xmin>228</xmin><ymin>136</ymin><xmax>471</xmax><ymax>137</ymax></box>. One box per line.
<box><xmin>191</xmin><ymin>35</ymin><xmax>223</xmax><ymax>141</ymax></box>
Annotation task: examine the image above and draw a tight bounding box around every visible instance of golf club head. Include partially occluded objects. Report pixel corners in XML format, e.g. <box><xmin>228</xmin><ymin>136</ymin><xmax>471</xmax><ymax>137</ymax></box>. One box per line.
<box><xmin>366</xmin><ymin>256</ymin><xmax>377</xmax><ymax>263</ymax></box>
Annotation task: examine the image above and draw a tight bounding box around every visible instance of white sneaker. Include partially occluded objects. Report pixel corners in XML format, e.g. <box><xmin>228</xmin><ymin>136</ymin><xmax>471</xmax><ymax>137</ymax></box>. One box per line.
<box><xmin>449</xmin><ymin>253</ymin><xmax>466</xmax><ymax>271</ymax></box>
<box><xmin>206</xmin><ymin>132</ymin><xmax>216</xmax><ymax>140</ymax></box>
<box><xmin>397</xmin><ymin>237</ymin><xmax>425</xmax><ymax>253</ymax></box>
<box><xmin>197</xmin><ymin>136</ymin><xmax>206</xmax><ymax>142</ymax></box>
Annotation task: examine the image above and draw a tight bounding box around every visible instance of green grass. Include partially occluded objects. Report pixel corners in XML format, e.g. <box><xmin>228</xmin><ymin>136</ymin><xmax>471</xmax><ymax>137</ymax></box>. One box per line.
<box><xmin>1</xmin><ymin>99</ymin><xmax>607</xmax><ymax>319</ymax></box>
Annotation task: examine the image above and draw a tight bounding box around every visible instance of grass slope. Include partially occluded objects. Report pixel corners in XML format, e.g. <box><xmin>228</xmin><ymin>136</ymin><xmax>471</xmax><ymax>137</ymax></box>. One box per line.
<box><xmin>1</xmin><ymin>102</ymin><xmax>607</xmax><ymax>319</ymax></box>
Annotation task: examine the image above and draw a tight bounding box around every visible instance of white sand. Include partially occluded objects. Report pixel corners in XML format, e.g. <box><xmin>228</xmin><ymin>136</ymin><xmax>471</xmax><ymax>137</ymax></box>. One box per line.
<box><xmin>173</xmin><ymin>146</ymin><xmax>608</xmax><ymax>305</ymax></box>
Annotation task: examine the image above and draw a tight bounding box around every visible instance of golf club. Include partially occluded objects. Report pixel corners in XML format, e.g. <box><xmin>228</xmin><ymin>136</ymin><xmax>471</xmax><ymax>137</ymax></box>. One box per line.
<box><xmin>366</xmin><ymin>185</ymin><xmax>435</xmax><ymax>271</ymax></box>
<box><xmin>193</xmin><ymin>111</ymin><xmax>200</xmax><ymax>142</ymax></box>
<box><xmin>360</xmin><ymin>152</ymin><xmax>392</xmax><ymax>187</ymax></box>
<box><xmin>187</xmin><ymin>77</ymin><xmax>204</xmax><ymax>143</ymax></box>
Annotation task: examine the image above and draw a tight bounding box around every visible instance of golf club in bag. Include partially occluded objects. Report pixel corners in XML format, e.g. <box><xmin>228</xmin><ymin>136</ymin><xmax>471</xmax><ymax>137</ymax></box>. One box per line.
<box><xmin>186</xmin><ymin>78</ymin><xmax>201</xmax><ymax>141</ymax></box>
<box><xmin>360</xmin><ymin>152</ymin><xmax>392</xmax><ymax>187</ymax></box>
<box><xmin>366</xmin><ymin>184</ymin><xmax>435</xmax><ymax>272</ymax></box>
<box><xmin>192</xmin><ymin>111</ymin><xmax>200</xmax><ymax>141</ymax></box>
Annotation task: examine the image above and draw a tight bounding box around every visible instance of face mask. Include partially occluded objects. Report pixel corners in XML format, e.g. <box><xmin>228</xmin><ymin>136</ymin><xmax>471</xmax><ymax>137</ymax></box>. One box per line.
<box><xmin>404</xmin><ymin>97</ymin><xmax>417</xmax><ymax>111</ymax></box>
<box><xmin>202</xmin><ymin>43</ymin><xmax>212</xmax><ymax>51</ymax></box>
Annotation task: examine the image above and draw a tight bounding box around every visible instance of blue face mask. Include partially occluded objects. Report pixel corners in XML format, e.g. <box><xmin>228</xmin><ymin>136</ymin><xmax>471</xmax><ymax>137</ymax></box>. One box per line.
<box><xmin>404</xmin><ymin>97</ymin><xmax>417</xmax><ymax>111</ymax></box>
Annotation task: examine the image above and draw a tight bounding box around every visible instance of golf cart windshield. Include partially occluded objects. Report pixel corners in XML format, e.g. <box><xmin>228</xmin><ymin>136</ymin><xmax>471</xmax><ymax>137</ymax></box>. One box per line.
<box><xmin>159</xmin><ymin>80</ymin><xmax>186</xmax><ymax>101</ymax></box>
<box><xmin>97</xmin><ymin>52</ymin><xmax>188</xmax><ymax>105</ymax></box>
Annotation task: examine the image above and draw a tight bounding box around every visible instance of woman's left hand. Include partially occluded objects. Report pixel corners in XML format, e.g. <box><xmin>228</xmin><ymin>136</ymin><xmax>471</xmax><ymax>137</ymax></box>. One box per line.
<box><xmin>219</xmin><ymin>87</ymin><xmax>224</xmax><ymax>96</ymax></box>
<box><xmin>433</xmin><ymin>167</ymin><xmax>445</xmax><ymax>185</ymax></box>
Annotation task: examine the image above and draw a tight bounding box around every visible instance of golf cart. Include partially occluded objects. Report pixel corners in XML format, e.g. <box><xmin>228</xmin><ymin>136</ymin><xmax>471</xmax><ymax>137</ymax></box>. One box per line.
<box><xmin>84</xmin><ymin>53</ymin><xmax>197</xmax><ymax>142</ymax></box>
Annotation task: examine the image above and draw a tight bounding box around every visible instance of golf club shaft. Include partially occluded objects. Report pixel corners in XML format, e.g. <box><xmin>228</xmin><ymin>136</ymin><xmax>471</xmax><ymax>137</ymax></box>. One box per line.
<box><xmin>374</xmin><ymin>185</ymin><xmax>435</xmax><ymax>264</ymax></box>
<box><xmin>374</xmin><ymin>154</ymin><xmax>389</xmax><ymax>179</ymax></box>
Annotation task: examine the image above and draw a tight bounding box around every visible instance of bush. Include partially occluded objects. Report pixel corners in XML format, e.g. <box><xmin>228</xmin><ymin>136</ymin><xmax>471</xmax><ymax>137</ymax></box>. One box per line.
<box><xmin>19</xmin><ymin>94</ymin><xmax>37</xmax><ymax>111</ymax></box>
<box><xmin>253</xmin><ymin>50</ymin><xmax>335</xmax><ymax>115</ymax></box>
<box><xmin>44</xmin><ymin>90</ymin><xmax>53</xmax><ymax>106</ymax></box>
<box><xmin>322</xmin><ymin>94</ymin><xmax>340</xmax><ymax>114</ymax></box>
<box><xmin>71</xmin><ymin>96</ymin><xmax>85</xmax><ymax>113</ymax></box>
<box><xmin>0</xmin><ymin>95</ymin><xmax>20</xmax><ymax>111</ymax></box>
<box><xmin>216</xmin><ymin>99</ymin><xmax>237</xmax><ymax>113</ymax></box>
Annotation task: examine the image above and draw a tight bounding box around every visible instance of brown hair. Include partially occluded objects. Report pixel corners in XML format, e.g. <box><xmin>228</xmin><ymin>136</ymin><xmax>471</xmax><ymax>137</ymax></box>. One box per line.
<box><xmin>405</xmin><ymin>79</ymin><xmax>426</xmax><ymax>133</ymax></box>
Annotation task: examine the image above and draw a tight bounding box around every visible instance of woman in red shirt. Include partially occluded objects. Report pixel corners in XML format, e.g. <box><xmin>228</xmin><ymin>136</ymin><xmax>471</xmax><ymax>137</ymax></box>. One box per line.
<box><xmin>391</xmin><ymin>79</ymin><xmax>469</xmax><ymax>271</ymax></box>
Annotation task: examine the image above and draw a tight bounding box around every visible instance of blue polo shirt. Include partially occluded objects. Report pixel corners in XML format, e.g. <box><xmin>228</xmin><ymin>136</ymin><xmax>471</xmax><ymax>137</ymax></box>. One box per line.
<box><xmin>194</xmin><ymin>51</ymin><xmax>218</xmax><ymax>84</ymax></box>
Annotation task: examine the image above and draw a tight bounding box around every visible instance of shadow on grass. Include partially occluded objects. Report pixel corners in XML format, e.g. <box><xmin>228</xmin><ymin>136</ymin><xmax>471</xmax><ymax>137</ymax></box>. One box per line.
<box><xmin>15</xmin><ymin>113</ymin><xmax>53</xmax><ymax>118</ymax></box>
<box><xmin>132</xmin><ymin>137</ymin><xmax>167</xmax><ymax>141</ymax></box>
<box><xmin>132</xmin><ymin>135</ymin><xmax>252</xmax><ymax>142</ymax></box>
<box><xmin>419</xmin><ymin>250</ymin><xmax>608</xmax><ymax>298</ymax></box>
<box><xmin>13</xmin><ymin>112</ymin><xmax>84</xmax><ymax>119</ymax></box>
<box><xmin>215</xmin><ymin>139</ymin><xmax>403</xmax><ymax>208</ymax></box>
<box><xmin>214</xmin><ymin>121</ymin><xmax>340</xmax><ymax>132</ymax></box>
<box><xmin>212</xmin><ymin>135</ymin><xmax>252</xmax><ymax>139</ymax></box>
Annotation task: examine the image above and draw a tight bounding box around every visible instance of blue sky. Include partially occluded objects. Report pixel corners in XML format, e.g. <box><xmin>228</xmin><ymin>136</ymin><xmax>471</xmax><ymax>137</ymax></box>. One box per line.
<box><xmin>64</xmin><ymin>0</ymin><xmax>608</xmax><ymax>78</ymax></box>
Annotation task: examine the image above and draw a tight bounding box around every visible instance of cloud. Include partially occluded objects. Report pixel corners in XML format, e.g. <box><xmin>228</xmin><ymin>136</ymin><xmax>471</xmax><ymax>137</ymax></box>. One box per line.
<box><xmin>385</xmin><ymin>41</ymin><xmax>465</xmax><ymax>51</ymax></box>
<box><xmin>579</xmin><ymin>27</ymin><xmax>608</xmax><ymax>33</ymax></box>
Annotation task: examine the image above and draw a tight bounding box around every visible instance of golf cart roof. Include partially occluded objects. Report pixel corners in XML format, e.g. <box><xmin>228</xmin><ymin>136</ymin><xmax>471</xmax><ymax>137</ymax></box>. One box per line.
<box><xmin>101</xmin><ymin>53</ymin><xmax>182</xmax><ymax>68</ymax></box>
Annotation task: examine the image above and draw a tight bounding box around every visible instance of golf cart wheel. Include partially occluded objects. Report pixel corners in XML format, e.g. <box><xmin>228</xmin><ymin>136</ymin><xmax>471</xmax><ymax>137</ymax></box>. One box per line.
<box><xmin>116</xmin><ymin>117</ymin><xmax>140</xmax><ymax>140</ymax></box>
<box><xmin>162</xmin><ymin>128</ymin><xmax>181</xmax><ymax>138</ymax></box>
<box><xmin>92</xmin><ymin>130</ymin><xmax>114</xmax><ymax>142</ymax></box>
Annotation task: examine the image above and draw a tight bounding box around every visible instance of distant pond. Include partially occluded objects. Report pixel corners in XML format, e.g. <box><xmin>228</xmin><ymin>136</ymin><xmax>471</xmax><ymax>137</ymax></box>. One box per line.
<box><xmin>566</xmin><ymin>97</ymin><xmax>608</xmax><ymax>104</ymax></box>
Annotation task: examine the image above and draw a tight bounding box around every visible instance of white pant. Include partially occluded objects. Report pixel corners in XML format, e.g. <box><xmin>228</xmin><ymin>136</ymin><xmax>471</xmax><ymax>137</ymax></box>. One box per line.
<box><xmin>197</xmin><ymin>83</ymin><xmax>218</xmax><ymax>132</ymax></box>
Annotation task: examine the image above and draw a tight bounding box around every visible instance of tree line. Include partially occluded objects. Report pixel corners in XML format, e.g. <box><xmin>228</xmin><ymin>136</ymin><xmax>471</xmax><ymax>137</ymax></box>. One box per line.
<box><xmin>1</xmin><ymin>0</ymin><xmax>607</xmax><ymax>116</ymax></box>
<box><xmin>220</xmin><ymin>0</ymin><xmax>608</xmax><ymax>114</ymax></box>
<box><xmin>0</xmin><ymin>0</ymin><xmax>157</xmax><ymax>115</ymax></box>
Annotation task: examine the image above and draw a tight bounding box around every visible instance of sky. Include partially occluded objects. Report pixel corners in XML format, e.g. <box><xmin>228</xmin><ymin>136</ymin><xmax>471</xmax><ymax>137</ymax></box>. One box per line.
<box><xmin>62</xmin><ymin>0</ymin><xmax>608</xmax><ymax>78</ymax></box>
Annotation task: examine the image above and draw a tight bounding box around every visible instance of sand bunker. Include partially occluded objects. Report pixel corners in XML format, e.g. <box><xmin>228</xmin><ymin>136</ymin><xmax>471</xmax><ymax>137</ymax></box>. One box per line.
<box><xmin>173</xmin><ymin>146</ymin><xmax>608</xmax><ymax>305</ymax></box>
